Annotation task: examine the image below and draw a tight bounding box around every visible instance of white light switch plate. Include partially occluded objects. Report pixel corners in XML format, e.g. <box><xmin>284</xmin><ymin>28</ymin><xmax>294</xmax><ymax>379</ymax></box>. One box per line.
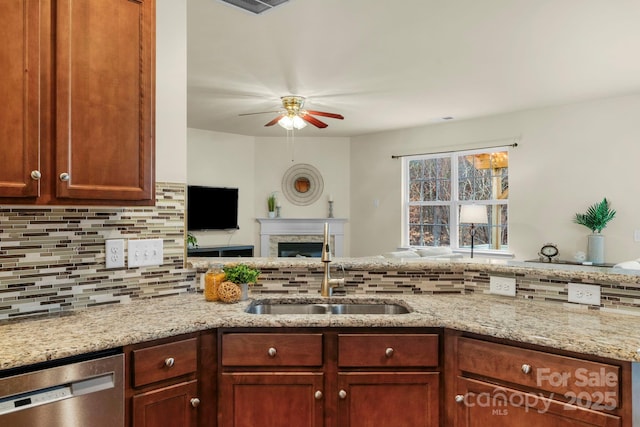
<box><xmin>105</xmin><ymin>239</ymin><xmax>125</xmax><ymax>269</ymax></box>
<box><xmin>489</xmin><ymin>276</ymin><xmax>516</xmax><ymax>297</ymax></box>
<box><xmin>568</xmin><ymin>283</ymin><xmax>601</xmax><ymax>306</ymax></box>
<box><xmin>128</xmin><ymin>238</ymin><xmax>163</xmax><ymax>267</ymax></box>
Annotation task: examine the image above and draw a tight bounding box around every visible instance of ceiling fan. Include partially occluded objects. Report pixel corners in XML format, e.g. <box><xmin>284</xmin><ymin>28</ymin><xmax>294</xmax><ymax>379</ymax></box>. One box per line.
<box><xmin>240</xmin><ymin>96</ymin><xmax>344</xmax><ymax>130</ymax></box>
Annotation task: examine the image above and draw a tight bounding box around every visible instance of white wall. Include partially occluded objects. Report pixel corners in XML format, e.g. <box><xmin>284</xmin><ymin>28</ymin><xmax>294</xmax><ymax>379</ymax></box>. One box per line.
<box><xmin>186</xmin><ymin>131</ymin><xmax>351</xmax><ymax>254</ymax></box>
<box><xmin>156</xmin><ymin>0</ymin><xmax>187</xmax><ymax>183</ymax></box>
<box><xmin>351</xmin><ymin>93</ymin><xmax>640</xmax><ymax>262</ymax></box>
<box><xmin>187</xmin><ymin>129</ymin><xmax>256</xmax><ymax>248</ymax></box>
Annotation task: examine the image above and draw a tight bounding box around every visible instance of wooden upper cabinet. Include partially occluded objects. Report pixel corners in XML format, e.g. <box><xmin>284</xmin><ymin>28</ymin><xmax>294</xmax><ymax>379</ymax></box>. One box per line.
<box><xmin>0</xmin><ymin>0</ymin><xmax>41</xmax><ymax>198</ymax></box>
<box><xmin>55</xmin><ymin>0</ymin><xmax>155</xmax><ymax>203</ymax></box>
<box><xmin>0</xmin><ymin>0</ymin><xmax>155</xmax><ymax>205</ymax></box>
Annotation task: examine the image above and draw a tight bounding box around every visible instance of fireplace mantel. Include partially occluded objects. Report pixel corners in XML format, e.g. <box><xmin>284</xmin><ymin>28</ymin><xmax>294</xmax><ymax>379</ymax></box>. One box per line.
<box><xmin>256</xmin><ymin>218</ymin><xmax>348</xmax><ymax>257</ymax></box>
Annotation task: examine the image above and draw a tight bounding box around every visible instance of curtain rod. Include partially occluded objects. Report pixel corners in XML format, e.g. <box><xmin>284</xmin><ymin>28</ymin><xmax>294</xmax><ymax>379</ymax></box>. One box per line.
<box><xmin>391</xmin><ymin>140</ymin><xmax>519</xmax><ymax>159</ymax></box>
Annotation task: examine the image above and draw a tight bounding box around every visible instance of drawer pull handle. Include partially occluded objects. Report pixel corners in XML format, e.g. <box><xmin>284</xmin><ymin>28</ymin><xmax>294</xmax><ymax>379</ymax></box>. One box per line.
<box><xmin>521</xmin><ymin>364</ymin><xmax>532</xmax><ymax>374</ymax></box>
<box><xmin>314</xmin><ymin>391</ymin><xmax>323</xmax><ymax>400</ymax></box>
<box><xmin>267</xmin><ymin>347</ymin><xmax>277</xmax><ymax>357</ymax></box>
<box><xmin>455</xmin><ymin>394</ymin><xmax>465</xmax><ymax>403</ymax></box>
<box><xmin>30</xmin><ymin>170</ymin><xmax>42</xmax><ymax>180</ymax></box>
<box><xmin>190</xmin><ymin>398</ymin><xmax>200</xmax><ymax>408</ymax></box>
<box><xmin>385</xmin><ymin>347</ymin><xmax>394</xmax><ymax>358</ymax></box>
<box><xmin>338</xmin><ymin>390</ymin><xmax>347</xmax><ymax>399</ymax></box>
<box><xmin>164</xmin><ymin>357</ymin><xmax>175</xmax><ymax>368</ymax></box>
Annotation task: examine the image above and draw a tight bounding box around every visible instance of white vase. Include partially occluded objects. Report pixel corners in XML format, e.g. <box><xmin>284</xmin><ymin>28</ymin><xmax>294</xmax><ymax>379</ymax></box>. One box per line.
<box><xmin>587</xmin><ymin>234</ymin><xmax>605</xmax><ymax>264</ymax></box>
<box><xmin>268</xmin><ymin>211</ymin><xmax>276</xmax><ymax>218</ymax></box>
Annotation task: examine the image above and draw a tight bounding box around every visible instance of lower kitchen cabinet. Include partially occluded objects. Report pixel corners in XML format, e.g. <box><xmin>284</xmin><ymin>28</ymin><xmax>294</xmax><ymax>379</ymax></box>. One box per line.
<box><xmin>125</xmin><ymin>333</ymin><xmax>207</xmax><ymax>427</ymax></box>
<box><xmin>218</xmin><ymin>329</ymin><xmax>442</xmax><ymax>427</ymax></box>
<box><xmin>337</xmin><ymin>372</ymin><xmax>440</xmax><ymax>426</ymax></box>
<box><xmin>447</xmin><ymin>332</ymin><xmax>631</xmax><ymax>427</ymax></box>
<box><xmin>133</xmin><ymin>380</ymin><xmax>199</xmax><ymax>427</ymax></box>
<box><xmin>219</xmin><ymin>373</ymin><xmax>324</xmax><ymax>427</ymax></box>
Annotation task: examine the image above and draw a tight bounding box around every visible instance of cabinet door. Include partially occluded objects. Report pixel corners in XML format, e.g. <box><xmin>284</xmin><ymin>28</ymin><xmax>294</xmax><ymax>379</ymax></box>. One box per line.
<box><xmin>0</xmin><ymin>0</ymin><xmax>40</xmax><ymax>198</ymax></box>
<box><xmin>220</xmin><ymin>372</ymin><xmax>324</xmax><ymax>427</ymax></box>
<box><xmin>337</xmin><ymin>372</ymin><xmax>440</xmax><ymax>427</ymax></box>
<box><xmin>132</xmin><ymin>380</ymin><xmax>198</xmax><ymax>427</ymax></box>
<box><xmin>55</xmin><ymin>0</ymin><xmax>154</xmax><ymax>202</ymax></box>
<box><xmin>454</xmin><ymin>377</ymin><xmax>620</xmax><ymax>427</ymax></box>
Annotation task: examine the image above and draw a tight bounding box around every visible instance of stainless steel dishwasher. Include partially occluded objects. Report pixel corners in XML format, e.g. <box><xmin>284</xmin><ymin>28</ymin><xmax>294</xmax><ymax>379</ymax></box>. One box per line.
<box><xmin>0</xmin><ymin>351</ymin><xmax>124</xmax><ymax>427</ymax></box>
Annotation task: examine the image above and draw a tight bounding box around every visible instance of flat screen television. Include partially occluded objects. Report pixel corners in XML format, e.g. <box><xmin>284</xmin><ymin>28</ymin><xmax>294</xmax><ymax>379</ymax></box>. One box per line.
<box><xmin>187</xmin><ymin>185</ymin><xmax>239</xmax><ymax>231</ymax></box>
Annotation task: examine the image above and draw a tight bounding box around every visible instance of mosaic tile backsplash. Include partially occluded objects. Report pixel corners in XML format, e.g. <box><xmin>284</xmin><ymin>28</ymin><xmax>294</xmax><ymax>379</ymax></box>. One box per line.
<box><xmin>0</xmin><ymin>182</ymin><xmax>195</xmax><ymax>320</ymax></box>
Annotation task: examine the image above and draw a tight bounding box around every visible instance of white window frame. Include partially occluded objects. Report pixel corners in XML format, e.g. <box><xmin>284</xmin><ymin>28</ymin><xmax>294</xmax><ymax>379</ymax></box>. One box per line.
<box><xmin>401</xmin><ymin>147</ymin><xmax>510</xmax><ymax>256</ymax></box>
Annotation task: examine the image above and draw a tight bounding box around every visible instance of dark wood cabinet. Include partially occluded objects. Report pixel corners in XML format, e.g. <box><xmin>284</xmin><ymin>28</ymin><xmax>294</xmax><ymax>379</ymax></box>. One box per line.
<box><xmin>218</xmin><ymin>329</ymin><xmax>441</xmax><ymax>427</ymax></box>
<box><xmin>126</xmin><ymin>334</ymin><xmax>208</xmax><ymax>427</ymax></box>
<box><xmin>0</xmin><ymin>0</ymin><xmax>41</xmax><ymax>198</ymax></box>
<box><xmin>0</xmin><ymin>0</ymin><xmax>155</xmax><ymax>205</ymax></box>
<box><xmin>219</xmin><ymin>373</ymin><xmax>324</xmax><ymax>427</ymax></box>
<box><xmin>337</xmin><ymin>372</ymin><xmax>440</xmax><ymax>427</ymax></box>
<box><xmin>133</xmin><ymin>380</ymin><xmax>199</xmax><ymax>427</ymax></box>
<box><xmin>447</xmin><ymin>333</ymin><xmax>631</xmax><ymax>427</ymax></box>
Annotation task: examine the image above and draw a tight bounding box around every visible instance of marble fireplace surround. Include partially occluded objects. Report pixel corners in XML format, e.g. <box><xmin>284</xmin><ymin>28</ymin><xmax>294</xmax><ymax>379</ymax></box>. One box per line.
<box><xmin>256</xmin><ymin>218</ymin><xmax>347</xmax><ymax>257</ymax></box>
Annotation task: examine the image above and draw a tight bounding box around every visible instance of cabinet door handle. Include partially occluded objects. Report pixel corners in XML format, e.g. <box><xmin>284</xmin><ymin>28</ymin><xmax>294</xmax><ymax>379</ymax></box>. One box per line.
<box><xmin>521</xmin><ymin>363</ymin><xmax>532</xmax><ymax>374</ymax></box>
<box><xmin>190</xmin><ymin>398</ymin><xmax>200</xmax><ymax>408</ymax></box>
<box><xmin>314</xmin><ymin>391</ymin><xmax>323</xmax><ymax>400</ymax></box>
<box><xmin>267</xmin><ymin>347</ymin><xmax>277</xmax><ymax>357</ymax></box>
<box><xmin>338</xmin><ymin>390</ymin><xmax>347</xmax><ymax>399</ymax></box>
<box><xmin>455</xmin><ymin>394</ymin><xmax>465</xmax><ymax>403</ymax></box>
<box><xmin>164</xmin><ymin>357</ymin><xmax>175</xmax><ymax>368</ymax></box>
<box><xmin>385</xmin><ymin>347</ymin><xmax>394</xmax><ymax>357</ymax></box>
<box><xmin>59</xmin><ymin>172</ymin><xmax>70</xmax><ymax>182</ymax></box>
<box><xmin>30</xmin><ymin>170</ymin><xmax>42</xmax><ymax>180</ymax></box>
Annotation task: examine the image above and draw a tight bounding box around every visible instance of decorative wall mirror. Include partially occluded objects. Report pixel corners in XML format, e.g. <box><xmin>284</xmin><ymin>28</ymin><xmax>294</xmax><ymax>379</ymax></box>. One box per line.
<box><xmin>282</xmin><ymin>163</ymin><xmax>324</xmax><ymax>206</ymax></box>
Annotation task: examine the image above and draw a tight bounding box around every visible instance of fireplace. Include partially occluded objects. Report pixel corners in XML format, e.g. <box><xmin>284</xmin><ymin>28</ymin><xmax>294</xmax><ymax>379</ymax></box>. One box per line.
<box><xmin>256</xmin><ymin>218</ymin><xmax>347</xmax><ymax>257</ymax></box>
<box><xmin>278</xmin><ymin>242</ymin><xmax>323</xmax><ymax>258</ymax></box>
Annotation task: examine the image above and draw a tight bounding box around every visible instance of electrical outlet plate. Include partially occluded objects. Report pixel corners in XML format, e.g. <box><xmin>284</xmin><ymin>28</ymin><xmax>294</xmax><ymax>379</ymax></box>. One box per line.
<box><xmin>489</xmin><ymin>276</ymin><xmax>516</xmax><ymax>297</ymax></box>
<box><xmin>568</xmin><ymin>283</ymin><xmax>601</xmax><ymax>306</ymax></box>
<box><xmin>105</xmin><ymin>239</ymin><xmax>125</xmax><ymax>269</ymax></box>
<box><xmin>128</xmin><ymin>238</ymin><xmax>163</xmax><ymax>268</ymax></box>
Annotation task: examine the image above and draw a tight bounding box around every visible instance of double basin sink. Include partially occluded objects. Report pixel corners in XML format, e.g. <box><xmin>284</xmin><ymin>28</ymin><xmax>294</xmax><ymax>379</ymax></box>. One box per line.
<box><xmin>245</xmin><ymin>299</ymin><xmax>411</xmax><ymax>315</ymax></box>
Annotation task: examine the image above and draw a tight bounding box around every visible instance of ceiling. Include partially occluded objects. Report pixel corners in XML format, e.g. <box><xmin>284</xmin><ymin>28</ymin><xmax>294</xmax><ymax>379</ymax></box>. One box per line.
<box><xmin>187</xmin><ymin>0</ymin><xmax>640</xmax><ymax>137</ymax></box>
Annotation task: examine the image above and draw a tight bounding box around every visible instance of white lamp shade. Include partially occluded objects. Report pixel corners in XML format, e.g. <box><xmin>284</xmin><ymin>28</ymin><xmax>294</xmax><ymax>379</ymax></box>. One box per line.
<box><xmin>460</xmin><ymin>204</ymin><xmax>488</xmax><ymax>224</ymax></box>
<box><xmin>278</xmin><ymin>115</ymin><xmax>307</xmax><ymax>130</ymax></box>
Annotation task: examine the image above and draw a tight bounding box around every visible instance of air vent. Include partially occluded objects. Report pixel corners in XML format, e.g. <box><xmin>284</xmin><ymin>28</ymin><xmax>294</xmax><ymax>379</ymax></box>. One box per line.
<box><xmin>218</xmin><ymin>0</ymin><xmax>289</xmax><ymax>15</ymax></box>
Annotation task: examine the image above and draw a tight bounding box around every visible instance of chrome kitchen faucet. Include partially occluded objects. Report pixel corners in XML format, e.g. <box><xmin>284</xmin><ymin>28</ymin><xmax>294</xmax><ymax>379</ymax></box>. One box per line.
<box><xmin>321</xmin><ymin>222</ymin><xmax>345</xmax><ymax>297</ymax></box>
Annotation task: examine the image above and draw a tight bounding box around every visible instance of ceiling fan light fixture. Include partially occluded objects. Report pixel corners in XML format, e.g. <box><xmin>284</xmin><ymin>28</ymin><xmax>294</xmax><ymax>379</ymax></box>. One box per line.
<box><xmin>278</xmin><ymin>114</ymin><xmax>307</xmax><ymax>130</ymax></box>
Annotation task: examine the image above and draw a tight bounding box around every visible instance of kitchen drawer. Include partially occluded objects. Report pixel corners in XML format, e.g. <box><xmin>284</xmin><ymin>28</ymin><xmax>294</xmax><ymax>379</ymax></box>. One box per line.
<box><xmin>457</xmin><ymin>337</ymin><xmax>620</xmax><ymax>409</ymax></box>
<box><xmin>338</xmin><ymin>334</ymin><xmax>439</xmax><ymax>368</ymax></box>
<box><xmin>132</xmin><ymin>338</ymin><xmax>198</xmax><ymax>387</ymax></box>
<box><xmin>222</xmin><ymin>333</ymin><xmax>323</xmax><ymax>367</ymax></box>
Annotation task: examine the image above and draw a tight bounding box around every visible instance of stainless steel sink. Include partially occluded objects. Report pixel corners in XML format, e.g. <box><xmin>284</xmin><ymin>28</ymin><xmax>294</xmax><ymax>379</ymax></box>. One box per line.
<box><xmin>245</xmin><ymin>301</ymin><xmax>411</xmax><ymax>315</ymax></box>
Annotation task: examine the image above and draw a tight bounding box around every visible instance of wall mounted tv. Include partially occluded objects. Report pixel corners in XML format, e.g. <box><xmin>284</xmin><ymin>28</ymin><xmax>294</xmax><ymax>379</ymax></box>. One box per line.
<box><xmin>187</xmin><ymin>186</ymin><xmax>239</xmax><ymax>231</ymax></box>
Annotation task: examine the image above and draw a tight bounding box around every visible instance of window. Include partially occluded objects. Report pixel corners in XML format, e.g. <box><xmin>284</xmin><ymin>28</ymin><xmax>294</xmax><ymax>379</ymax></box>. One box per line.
<box><xmin>403</xmin><ymin>148</ymin><xmax>509</xmax><ymax>253</ymax></box>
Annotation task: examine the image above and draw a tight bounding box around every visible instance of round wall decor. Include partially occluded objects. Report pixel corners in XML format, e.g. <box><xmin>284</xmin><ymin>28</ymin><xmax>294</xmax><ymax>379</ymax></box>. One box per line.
<box><xmin>281</xmin><ymin>163</ymin><xmax>324</xmax><ymax>206</ymax></box>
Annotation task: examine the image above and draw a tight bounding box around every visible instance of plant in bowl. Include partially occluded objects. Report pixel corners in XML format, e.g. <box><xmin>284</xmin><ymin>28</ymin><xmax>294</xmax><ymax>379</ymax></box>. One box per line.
<box><xmin>573</xmin><ymin>198</ymin><xmax>616</xmax><ymax>264</ymax></box>
<box><xmin>223</xmin><ymin>264</ymin><xmax>261</xmax><ymax>285</ymax></box>
<box><xmin>573</xmin><ymin>198</ymin><xmax>616</xmax><ymax>233</ymax></box>
<box><xmin>187</xmin><ymin>232</ymin><xmax>198</xmax><ymax>248</ymax></box>
<box><xmin>267</xmin><ymin>193</ymin><xmax>277</xmax><ymax>213</ymax></box>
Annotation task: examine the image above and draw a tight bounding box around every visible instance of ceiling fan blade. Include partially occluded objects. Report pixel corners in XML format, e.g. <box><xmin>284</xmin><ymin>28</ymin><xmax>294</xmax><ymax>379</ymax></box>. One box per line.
<box><xmin>239</xmin><ymin>110</ymin><xmax>282</xmax><ymax>117</ymax></box>
<box><xmin>264</xmin><ymin>114</ymin><xmax>285</xmax><ymax>127</ymax></box>
<box><xmin>305</xmin><ymin>110</ymin><xmax>344</xmax><ymax>120</ymax></box>
<box><xmin>301</xmin><ymin>114</ymin><xmax>328</xmax><ymax>128</ymax></box>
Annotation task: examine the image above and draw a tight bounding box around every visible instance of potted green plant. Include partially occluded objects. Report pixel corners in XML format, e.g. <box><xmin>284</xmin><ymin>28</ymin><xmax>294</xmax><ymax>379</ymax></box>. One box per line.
<box><xmin>267</xmin><ymin>193</ymin><xmax>277</xmax><ymax>218</ymax></box>
<box><xmin>573</xmin><ymin>198</ymin><xmax>616</xmax><ymax>264</ymax></box>
<box><xmin>186</xmin><ymin>232</ymin><xmax>198</xmax><ymax>249</ymax></box>
<box><xmin>223</xmin><ymin>264</ymin><xmax>261</xmax><ymax>300</ymax></box>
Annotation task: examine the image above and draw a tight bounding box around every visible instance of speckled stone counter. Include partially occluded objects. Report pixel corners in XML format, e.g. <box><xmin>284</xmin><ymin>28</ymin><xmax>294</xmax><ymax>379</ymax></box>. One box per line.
<box><xmin>2</xmin><ymin>291</ymin><xmax>640</xmax><ymax>371</ymax></box>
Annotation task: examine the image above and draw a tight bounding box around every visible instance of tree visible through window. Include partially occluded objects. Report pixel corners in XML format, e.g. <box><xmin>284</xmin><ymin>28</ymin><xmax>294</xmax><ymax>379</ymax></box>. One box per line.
<box><xmin>404</xmin><ymin>148</ymin><xmax>509</xmax><ymax>253</ymax></box>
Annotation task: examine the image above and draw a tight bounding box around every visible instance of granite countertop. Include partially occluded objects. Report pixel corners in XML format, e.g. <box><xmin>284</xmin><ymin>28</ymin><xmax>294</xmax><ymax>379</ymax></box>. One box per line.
<box><xmin>2</xmin><ymin>292</ymin><xmax>640</xmax><ymax>371</ymax></box>
<box><xmin>188</xmin><ymin>257</ymin><xmax>640</xmax><ymax>284</ymax></box>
